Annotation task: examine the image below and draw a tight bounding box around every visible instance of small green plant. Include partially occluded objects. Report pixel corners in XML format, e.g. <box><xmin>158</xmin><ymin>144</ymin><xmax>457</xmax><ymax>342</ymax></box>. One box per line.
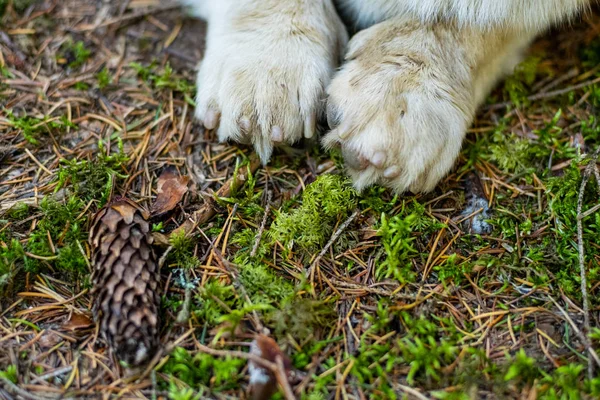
<box><xmin>59</xmin><ymin>40</ymin><xmax>91</xmax><ymax>69</ymax></box>
<box><xmin>168</xmin><ymin>381</ymin><xmax>203</xmax><ymax>400</ymax></box>
<box><xmin>0</xmin><ymin>364</ymin><xmax>17</xmax><ymax>384</ymax></box>
<box><xmin>504</xmin><ymin>349</ymin><xmax>539</xmax><ymax>383</ymax></box>
<box><xmin>269</xmin><ymin>174</ymin><xmax>357</xmax><ymax>253</ymax></box>
<box><xmin>397</xmin><ymin>313</ymin><xmax>460</xmax><ymax>385</ymax></box>
<box><xmin>96</xmin><ymin>68</ymin><xmax>112</xmax><ymax>89</ymax></box>
<box><xmin>24</xmin><ymin>196</ymin><xmax>88</xmax><ymax>279</ymax></box>
<box><xmin>73</xmin><ymin>81</ymin><xmax>89</xmax><ymax>91</ymax></box>
<box><xmin>160</xmin><ymin>347</ymin><xmax>244</xmax><ymax>391</ymax></box>
<box><xmin>0</xmin><ymin>238</ymin><xmax>24</xmax><ymax>294</ymax></box>
<box><xmin>56</xmin><ymin>139</ymin><xmax>129</xmax><ymax>204</ymax></box>
<box><xmin>503</xmin><ymin>56</ymin><xmax>544</xmax><ymax>106</ymax></box>
<box><xmin>6</xmin><ymin>110</ymin><xmax>76</xmax><ymax>145</ymax></box>
<box><xmin>376</xmin><ymin>210</ymin><xmax>419</xmax><ymax>283</ymax></box>
<box><xmin>193</xmin><ymin>280</ymin><xmax>240</xmax><ymax>326</ymax></box>
<box><xmin>130</xmin><ymin>62</ymin><xmax>195</xmax><ymax>104</ymax></box>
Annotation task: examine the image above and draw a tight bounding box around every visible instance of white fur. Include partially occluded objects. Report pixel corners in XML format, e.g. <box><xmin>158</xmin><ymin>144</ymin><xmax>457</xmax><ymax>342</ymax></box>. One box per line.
<box><xmin>186</xmin><ymin>0</ymin><xmax>347</xmax><ymax>162</ymax></box>
<box><xmin>183</xmin><ymin>0</ymin><xmax>592</xmax><ymax>192</ymax></box>
<box><xmin>337</xmin><ymin>0</ymin><xmax>591</xmax><ymax>31</ymax></box>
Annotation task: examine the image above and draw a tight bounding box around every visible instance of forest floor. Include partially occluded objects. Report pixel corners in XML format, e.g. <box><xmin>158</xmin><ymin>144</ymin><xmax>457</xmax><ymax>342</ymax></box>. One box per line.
<box><xmin>1</xmin><ymin>1</ymin><xmax>600</xmax><ymax>399</ymax></box>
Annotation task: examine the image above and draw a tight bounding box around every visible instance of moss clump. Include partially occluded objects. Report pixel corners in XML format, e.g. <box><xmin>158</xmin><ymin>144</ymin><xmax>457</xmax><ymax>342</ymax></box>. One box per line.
<box><xmin>269</xmin><ymin>174</ymin><xmax>357</xmax><ymax>253</ymax></box>
<box><xmin>6</xmin><ymin>110</ymin><xmax>76</xmax><ymax>145</ymax></box>
<box><xmin>167</xmin><ymin>230</ymin><xmax>201</xmax><ymax>270</ymax></box>
<box><xmin>96</xmin><ymin>68</ymin><xmax>112</xmax><ymax>89</ymax></box>
<box><xmin>270</xmin><ymin>297</ymin><xmax>336</xmax><ymax>341</ymax></box>
<box><xmin>58</xmin><ymin>40</ymin><xmax>91</xmax><ymax>69</ymax></box>
<box><xmin>193</xmin><ymin>280</ymin><xmax>240</xmax><ymax>326</ymax></box>
<box><xmin>0</xmin><ymin>236</ymin><xmax>25</xmax><ymax>294</ymax></box>
<box><xmin>544</xmin><ymin>161</ymin><xmax>600</xmax><ymax>299</ymax></box>
<box><xmin>130</xmin><ymin>62</ymin><xmax>195</xmax><ymax>104</ymax></box>
<box><xmin>376</xmin><ymin>211</ymin><xmax>419</xmax><ymax>283</ymax></box>
<box><xmin>160</xmin><ymin>347</ymin><xmax>244</xmax><ymax>392</ymax></box>
<box><xmin>237</xmin><ymin>259</ymin><xmax>294</xmax><ymax>304</ymax></box>
<box><xmin>486</xmin><ymin>111</ymin><xmax>570</xmax><ymax>175</ymax></box>
<box><xmin>502</xmin><ymin>56</ymin><xmax>547</xmax><ymax>106</ymax></box>
<box><xmin>24</xmin><ymin>196</ymin><xmax>88</xmax><ymax>279</ymax></box>
<box><xmin>56</xmin><ymin>139</ymin><xmax>129</xmax><ymax>204</ymax></box>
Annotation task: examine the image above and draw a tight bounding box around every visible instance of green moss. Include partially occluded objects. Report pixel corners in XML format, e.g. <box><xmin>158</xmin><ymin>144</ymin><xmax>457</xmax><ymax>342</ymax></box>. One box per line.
<box><xmin>270</xmin><ymin>297</ymin><xmax>336</xmax><ymax>341</ymax></box>
<box><xmin>504</xmin><ymin>349</ymin><xmax>539</xmax><ymax>383</ymax></box>
<box><xmin>0</xmin><ymin>237</ymin><xmax>25</xmax><ymax>294</ymax></box>
<box><xmin>59</xmin><ymin>40</ymin><xmax>91</xmax><ymax>69</ymax></box>
<box><xmin>130</xmin><ymin>62</ymin><xmax>195</xmax><ymax>104</ymax></box>
<box><xmin>193</xmin><ymin>280</ymin><xmax>240</xmax><ymax>326</ymax></box>
<box><xmin>237</xmin><ymin>258</ymin><xmax>294</xmax><ymax>304</ymax></box>
<box><xmin>269</xmin><ymin>174</ymin><xmax>357</xmax><ymax>253</ymax></box>
<box><xmin>544</xmin><ymin>161</ymin><xmax>600</xmax><ymax>300</ymax></box>
<box><xmin>7</xmin><ymin>203</ymin><xmax>29</xmax><ymax>220</ymax></box>
<box><xmin>73</xmin><ymin>81</ymin><xmax>89</xmax><ymax>91</ymax></box>
<box><xmin>502</xmin><ymin>56</ymin><xmax>547</xmax><ymax>106</ymax></box>
<box><xmin>376</xmin><ymin>209</ymin><xmax>420</xmax><ymax>283</ymax></box>
<box><xmin>0</xmin><ymin>364</ymin><xmax>17</xmax><ymax>384</ymax></box>
<box><xmin>56</xmin><ymin>139</ymin><xmax>128</xmax><ymax>204</ymax></box>
<box><xmin>96</xmin><ymin>68</ymin><xmax>112</xmax><ymax>89</ymax></box>
<box><xmin>24</xmin><ymin>196</ymin><xmax>88</xmax><ymax>279</ymax></box>
<box><xmin>6</xmin><ymin>110</ymin><xmax>76</xmax><ymax>145</ymax></box>
<box><xmin>160</xmin><ymin>347</ymin><xmax>244</xmax><ymax>392</ymax></box>
<box><xmin>167</xmin><ymin>230</ymin><xmax>201</xmax><ymax>270</ymax></box>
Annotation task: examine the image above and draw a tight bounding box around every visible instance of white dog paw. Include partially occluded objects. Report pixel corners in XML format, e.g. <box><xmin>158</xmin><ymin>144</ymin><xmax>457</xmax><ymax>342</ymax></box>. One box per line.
<box><xmin>194</xmin><ymin>1</ymin><xmax>347</xmax><ymax>162</ymax></box>
<box><xmin>323</xmin><ymin>20</ymin><xmax>478</xmax><ymax>193</ymax></box>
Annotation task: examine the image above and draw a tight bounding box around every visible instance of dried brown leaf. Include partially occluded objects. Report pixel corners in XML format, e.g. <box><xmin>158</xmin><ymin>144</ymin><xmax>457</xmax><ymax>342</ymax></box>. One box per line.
<box><xmin>248</xmin><ymin>335</ymin><xmax>292</xmax><ymax>400</ymax></box>
<box><xmin>151</xmin><ymin>167</ymin><xmax>190</xmax><ymax>216</ymax></box>
<box><xmin>63</xmin><ymin>313</ymin><xmax>93</xmax><ymax>331</ymax></box>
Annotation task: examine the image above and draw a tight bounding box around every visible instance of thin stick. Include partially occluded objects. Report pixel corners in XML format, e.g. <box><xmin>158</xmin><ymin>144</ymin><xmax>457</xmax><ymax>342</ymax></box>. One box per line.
<box><xmin>0</xmin><ymin>376</ymin><xmax>57</xmax><ymax>400</ymax></box>
<box><xmin>576</xmin><ymin>146</ymin><xmax>600</xmax><ymax>379</ymax></box>
<box><xmin>275</xmin><ymin>355</ymin><xmax>297</xmax><ymax>400</ymax></box>
<box><xmin>486</xmin><ymin>76</ymin><xmax>600</xmax><ymax>110</ymax></box>
<box><xmin>548</xmin><ymin>296</ymin><xmax>600</xmax><ymax>368</ymax></box>
<box><xmin>196</xmin><ymin>342</ymin><xmax>296</xmax><ymax>399</ymax></box>
<box><xmin>251</xmin><ymin>191</ymin><xmax>272</xmax><ymax>257</ymax></box>
<box><xmin>394</xmin><ymin>384</ymin><xmax>430</xmax><ymax>400</ymax></box>
<box><xmin>306</xmin><ymin>210</ymin><xmax>359</xmax><ymax>278</ymax></box>
<box><xmin>30</xmin><ymin>366</ymin><xmax>73</xmax><ymax>384</ymax></box>
<box><xmin>169</xmin><ymin>155</ymin><xmax>261</xmax><ymax>240</ymax></box>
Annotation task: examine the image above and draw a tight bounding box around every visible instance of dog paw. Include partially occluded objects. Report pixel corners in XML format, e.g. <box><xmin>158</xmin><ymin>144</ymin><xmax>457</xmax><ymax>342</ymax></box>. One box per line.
<box><xmin>324</xmin><ymin>20</ymin><xmax>477</xmax><ymax>193</ymax></box>
<box><xmin>195</xmin><ymin>2</ymin><xmax>347</xmax><ymax>162</ymax></box>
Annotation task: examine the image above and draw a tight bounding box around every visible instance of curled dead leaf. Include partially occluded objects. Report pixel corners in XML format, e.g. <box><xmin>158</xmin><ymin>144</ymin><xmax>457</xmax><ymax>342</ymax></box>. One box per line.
<box><xmin>248</xmin><ymin>335</ymin><xmax>292</xmax><ymax>400</ymax></box>
<box><xmin>151</xmin><ymin>167</ymin><xmax>190</xmax><ymax>216</ymax></box>
<box><xmin>63</xmin><ymin>313</ymin><xmax>93</xmax><ymax>331</ymax></box>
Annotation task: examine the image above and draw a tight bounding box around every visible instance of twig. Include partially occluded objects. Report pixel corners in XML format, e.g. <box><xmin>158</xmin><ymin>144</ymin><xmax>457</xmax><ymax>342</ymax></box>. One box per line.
<box><xmin>250</xmin><ymin>191</ymin><xmax>272</xmax><ymax>257</ymax></box>
<box><xmin>196</xmin><ymin>342</ymin><xmax>295</xmax><ymax>399</ymax></box>
<box><xmin>548</xmin><ymin>296</ymin><xmax>600</xmax><ymax>368</ymax></box>
<box><xmin>0</xmin><ymin>376</ymin><xmax>57</xmax><ymax>400</ymax></box>
<box><xmin>306</xmin><ymin>210</ymin><xmax>359</xmax><ymax>278</ymax></box>
<box><xmin>171</xmin><ymin>155</ymin><xmax>261</xmax><ymax>239</ymax></box>
<box><xmin>74</xmin><ymin>3</ymin><xmax>181</xmax><ymax>32</ymax></box>
<box><xmin>394</xmin><ymin>384</ymin><xmax>430</xmax><ymax>400</ymax></box>
<box><xmin>30</xmin><ymin>366</ymin><xmax>73</xmax><ymax>384</ymax></box>
<box><xmin>485</xmin><ymin>76</ymin><xmax>600</xmax><ymax>110</ymax></box>
<box><xmin>275</xmin><ymin>355</ymin><xmax>297</xmax><ymax>400</ymax></box>
<box><xmin>576</xmin><ymin>146</ymin><xmax>600</xmax><ymax>379</ymax></box>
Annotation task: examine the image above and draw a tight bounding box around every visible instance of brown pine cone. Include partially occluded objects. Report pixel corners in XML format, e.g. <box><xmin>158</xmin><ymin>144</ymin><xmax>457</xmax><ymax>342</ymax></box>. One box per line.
<box><xmin>89</xmin><ymin>198</ymin><xmax>161</xmax><ymax>367</ymax></box>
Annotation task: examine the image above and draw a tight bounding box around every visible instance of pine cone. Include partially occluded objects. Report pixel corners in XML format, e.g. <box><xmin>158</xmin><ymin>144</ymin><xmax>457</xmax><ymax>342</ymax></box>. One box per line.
<box><xmin>89</xmin><ymin>198</ymin><xmax>161</xmax><ymax>367</ymax></box>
